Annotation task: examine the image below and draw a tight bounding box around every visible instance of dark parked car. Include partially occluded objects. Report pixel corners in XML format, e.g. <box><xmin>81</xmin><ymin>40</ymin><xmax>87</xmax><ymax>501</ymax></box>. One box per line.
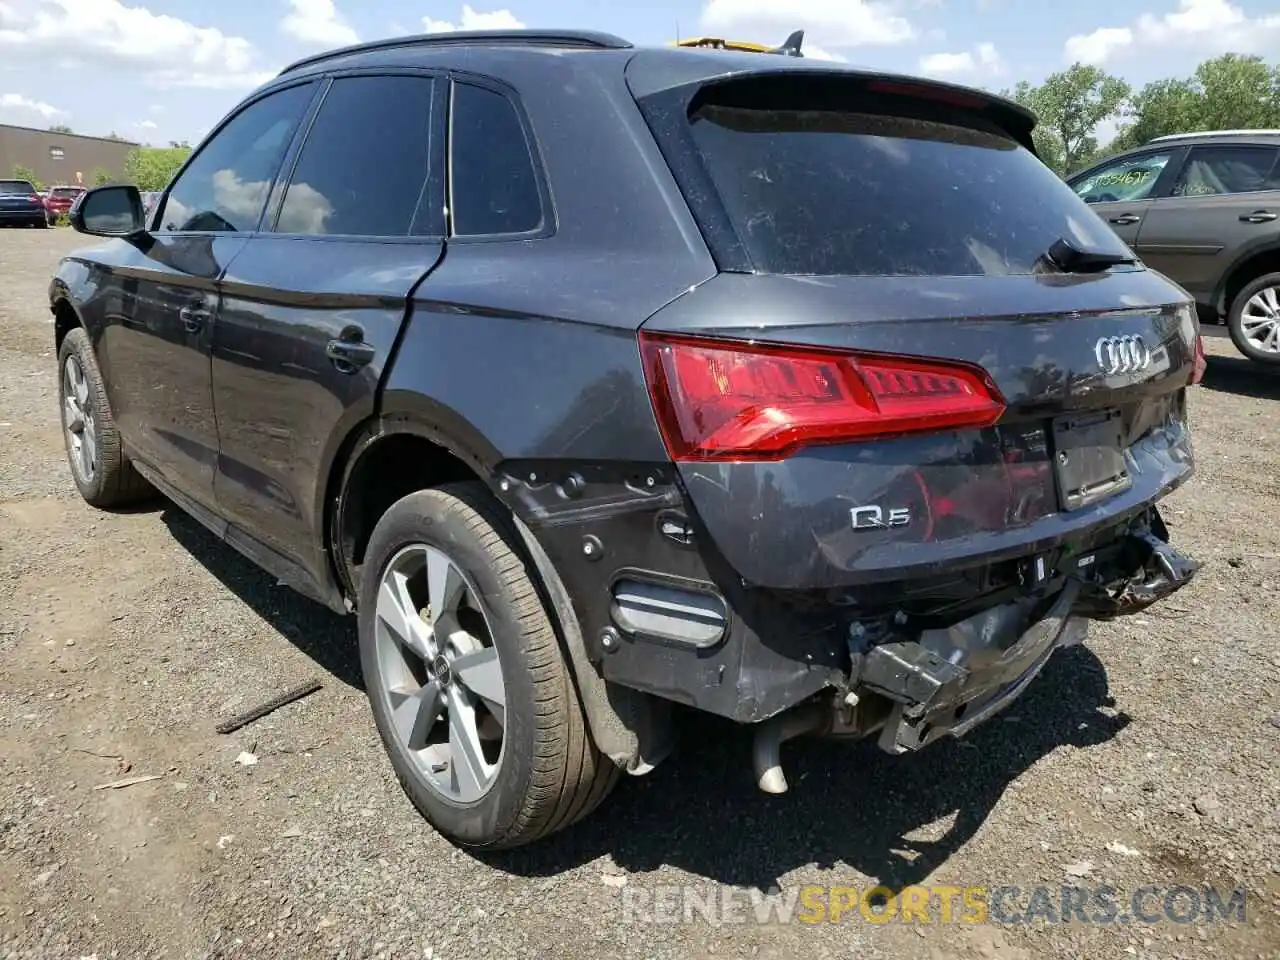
<box><xmin>1068</xmin><ymin>130</ymin><xmax>1280</xmax><ymax>365</ymax></box>
<box><xmin>0</xmin><ymin>179</ymin><xmax>49</xmax><ymax>227</ymax></box>
<box><xmin>49</xmin><ymin>29</ymin><xmax>1203</xmax><ymax>849</ymax></box>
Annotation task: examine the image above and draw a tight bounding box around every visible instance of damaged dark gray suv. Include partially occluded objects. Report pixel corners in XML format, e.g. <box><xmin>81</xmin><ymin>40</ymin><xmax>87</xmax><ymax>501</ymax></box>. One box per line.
<box><xmin>49</xmin><ymin>29</ymin><xmax>1204</xmax><ymax>849</ymax></box>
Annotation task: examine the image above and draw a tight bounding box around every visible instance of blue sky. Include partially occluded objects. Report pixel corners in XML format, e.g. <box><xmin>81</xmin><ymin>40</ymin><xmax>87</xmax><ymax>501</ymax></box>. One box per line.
<box><xmin>1</xmin><ymin>0</ymin><xmax>1278</xmax><ymax>147</ymax></box>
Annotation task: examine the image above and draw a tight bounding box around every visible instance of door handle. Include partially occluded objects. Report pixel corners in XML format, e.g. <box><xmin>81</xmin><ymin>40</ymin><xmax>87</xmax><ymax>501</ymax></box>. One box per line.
<box><xmin>1240</xmin><ymin>210</ymin><xmax>1277</xmax><ymax>223</ymax></box>
<box><xmin>178</xmin><ymin>304</ymin><xmax>209</xmax><ymax>332</ymax></box>
<box><xmin>1109</xmin><ymin>214</ymin><xmax>1142</xmax><ymax>225</ymax></box>
<box><xmin>326</xmin><ymin>336</ymin><xmax>376</xmax><ymax>373</ymax></box>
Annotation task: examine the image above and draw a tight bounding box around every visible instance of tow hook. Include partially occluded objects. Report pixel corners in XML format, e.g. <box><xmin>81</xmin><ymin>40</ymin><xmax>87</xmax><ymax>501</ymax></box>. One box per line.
<box><xmin>1074</xmin><ymin>525</ymin><xmax>1200</xmax><ymax>619</ymax></box>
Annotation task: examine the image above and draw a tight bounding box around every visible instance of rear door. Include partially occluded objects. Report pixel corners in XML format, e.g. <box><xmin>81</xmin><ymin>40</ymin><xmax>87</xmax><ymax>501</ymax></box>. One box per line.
<box><xmin>211</xmin><ymin>71</ymin><xmax>446</xmax><ymax>582</ymax></box>
<box><xmin>1130</xmin><ymin>143</ymin><xmax>1280</xmax><ymax>304</ymax></box>
<box><xmin>1068</xmin><ymin>147</ymin><xmax>1185</xmax><ymax>249</ymax></box>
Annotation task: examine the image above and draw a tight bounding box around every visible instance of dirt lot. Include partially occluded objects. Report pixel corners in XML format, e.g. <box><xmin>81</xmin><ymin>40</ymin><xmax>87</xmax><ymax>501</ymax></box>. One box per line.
<box><xmin>0</xmin><ymin>226</ymin><xmax>1277</xmax><ymax>960</ymax></box>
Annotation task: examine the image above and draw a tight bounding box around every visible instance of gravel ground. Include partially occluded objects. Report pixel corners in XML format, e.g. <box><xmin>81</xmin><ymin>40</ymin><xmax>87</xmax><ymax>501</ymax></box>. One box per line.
<box><xmin>1</xmin><ymin>227</ymin><xmax>1278</xmax><ymax>960</ymax></box>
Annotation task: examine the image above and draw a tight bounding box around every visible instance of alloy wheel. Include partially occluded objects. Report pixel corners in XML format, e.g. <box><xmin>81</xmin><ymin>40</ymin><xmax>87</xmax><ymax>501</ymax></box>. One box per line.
<box><xmin>62</xmin><ymin>355</ymin><xmax>97</xmax><ymax>483</ymax></box>
<box><xmin>373</xmin><ymin>543</ymin><xmax>506</xmax><ymax>803</ymax></box>
<box><xmin>1241</xmin><ymin>285</ymin><xmax>1280</xmax><ymax>355</ymax></box>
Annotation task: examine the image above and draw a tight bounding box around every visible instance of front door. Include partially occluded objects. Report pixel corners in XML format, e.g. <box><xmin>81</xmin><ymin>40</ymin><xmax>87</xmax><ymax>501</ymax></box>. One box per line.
<box><xmin>211</xmin><ymin>73</ymin><xmax>446</xmax><ymax>583</ymax></box>
<box><xmin>100</xmin><ymin>80</ymin><xmax>318</xmax><ymax>507</ymax></box>
<box><xmin>1068</xmin><ymin>147</ymin><xmax>1183</xmax><ymax>250</ymax></box>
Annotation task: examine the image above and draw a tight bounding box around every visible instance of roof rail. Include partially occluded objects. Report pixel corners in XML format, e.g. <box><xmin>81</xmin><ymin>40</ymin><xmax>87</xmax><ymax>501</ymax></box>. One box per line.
<box><xmin>278</xmin><ymin>29</ymin><xmax>633</xmax><ymax>77</ymax></box>
<box><xmin>1148</xmin><ymin>128</ymin><xmax>1280</xmax><ymax>143</ymax></box>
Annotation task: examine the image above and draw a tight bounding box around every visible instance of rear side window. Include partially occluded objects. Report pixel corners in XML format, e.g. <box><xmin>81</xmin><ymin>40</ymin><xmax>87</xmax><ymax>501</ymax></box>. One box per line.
<box><xmin>0</xmin><ymin>180</ymin><xmax>36</xmax><ymax>195</ymax></box>
<box><xmin>687</xmin><ymin>104</ymin><xmax>1131</xmax><ymax>277</ymax></box>
<box><xmin>449</xmin><ymin>82</ymin><xmax>542</xmax><ymax>236</ymax></box>
<box><xmin>1171</xmin><ymin>145</ymin><xmax>1280</xmax><ymax>197</ymax></box>
<box><xmin>276</xmin><ymin>75</ymin><xmax>436</xmax><ymax>237</ymax></box>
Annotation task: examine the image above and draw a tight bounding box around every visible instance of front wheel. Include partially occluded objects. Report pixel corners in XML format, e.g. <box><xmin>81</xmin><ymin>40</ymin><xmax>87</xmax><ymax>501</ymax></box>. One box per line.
<box><xmin>357</xmin><ymin>482</ymin><xmax>617</xmax><ymax>849</ymax></box>
<box><xmin>1227</xmin><ymin>272</ymin><xmax>1280</xmax><ymax>364</ymax></box>
<box><xmin>57</xmin><ymin>327</ymin><xmax>154</xmax><ymax>507</ymax></box>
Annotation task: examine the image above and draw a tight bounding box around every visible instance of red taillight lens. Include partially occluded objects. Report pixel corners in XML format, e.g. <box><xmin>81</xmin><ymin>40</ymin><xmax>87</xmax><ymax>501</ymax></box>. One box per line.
<box><xmin>639</xmin><ymin>333</ymin><xmax>1006</xmax><ymax>461</ymax></box>
<box><xmin>1191</xmin><ymin>334</ymin><xmax>1206</xmax><ymax>385</ymax></box>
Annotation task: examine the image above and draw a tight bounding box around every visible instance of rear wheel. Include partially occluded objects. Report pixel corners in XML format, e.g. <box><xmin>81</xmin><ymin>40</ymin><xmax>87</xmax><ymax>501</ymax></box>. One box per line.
<box><xmin>57</xmin><ymin>327</ymin><xmax>154</xmax><ymax>507</ymax></box>
<box><xmin>1227</xmin><ymin>272</ymin><xmax>1280</xmax><ymax>364</ymax></box>
<box><xmin>357</xmin><ymin>482</ymin><xmax>618</xmax><ymax>849</ymax></box>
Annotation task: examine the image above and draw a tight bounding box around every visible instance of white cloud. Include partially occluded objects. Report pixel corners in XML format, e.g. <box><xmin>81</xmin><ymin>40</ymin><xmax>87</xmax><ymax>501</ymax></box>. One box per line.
<box><xmin>0</xmin><ymin>91</ymin><xmax>65</xmax><ymax>119</ymax></box>
<box><xmin>1064</xmin><ymin>0</ymin><xmax>1280</xmax><ymax>65</ymax></box>
<box><xmin>700</xmin><ymin>0</ymin><xmax>914</xmax><ymax>48</ymax></box>
<box><xmin>281</xmin><ymin>0</ymin><xmax>358</xmax><ymax>47</ymax></box>
<box><xmin>1064</xmin><ymin>26</ymin><xmax>1133</xmax><ymax>65</ymax></box>
<box><xmin>136</xmin><ymin>119</ymin><xmax>158</xmax><ymax>129</ymax></box>
<box><xmin>918</xmin><ymin>41</ymin><xmax>1003</xmax><ymax>77</ymax></box>
<box><xmin>422</xmin><ymin>5</ymin><xmax>524</xmax><ymax>32</ymax></box>
<box><xmin>0</xmin><ymin>0</ymin><xmax>271</xmax><ymax>89</ymax></box>
<box><xmin>802</xmin><ymin>43</ymin><xmax>845</xmax><ymax>62</ymax></box>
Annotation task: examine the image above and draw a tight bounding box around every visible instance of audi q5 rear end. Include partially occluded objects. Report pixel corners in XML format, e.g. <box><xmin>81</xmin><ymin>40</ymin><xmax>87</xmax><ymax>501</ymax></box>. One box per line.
<box><xmin>50</xmin><ymin>32</ymin><xmax>1203</xmax><ymax>849</ymax></box>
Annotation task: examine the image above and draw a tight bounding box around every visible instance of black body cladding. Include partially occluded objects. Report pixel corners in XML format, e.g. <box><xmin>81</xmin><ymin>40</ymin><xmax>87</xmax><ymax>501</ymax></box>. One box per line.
<box><xmin>50</xmin><ymin>35</ymin><xmax>1197</xmax><ymax>731</ymax></box>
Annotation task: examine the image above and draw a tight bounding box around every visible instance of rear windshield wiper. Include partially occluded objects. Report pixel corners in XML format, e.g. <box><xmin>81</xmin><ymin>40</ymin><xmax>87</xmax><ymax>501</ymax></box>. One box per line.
<box><xmin>1042</xmin><ymin>236</ymin><xmax>1137</xmax><ymax>274</ymax></box>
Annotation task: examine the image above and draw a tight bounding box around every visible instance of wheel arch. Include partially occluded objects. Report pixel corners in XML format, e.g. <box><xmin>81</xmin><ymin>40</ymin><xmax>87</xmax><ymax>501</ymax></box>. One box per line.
<box><xmin>1215</xmin><ymin>239</ymin><xmax>1280</xmax><ymax>318</ymax></box>
<box><xmin>324</xmin><ymin>412</ymin><xmax>500</xmax><ymax>606</ymax></box>
<box><xmin>323</xmin><ymin>410</ymin><xmax>665</xmax><ymax>772</ymax></box>
<box><xmin>51</xmin><ymin>293</ymin><xmax>82</xmax><ymax>353</ymax></box>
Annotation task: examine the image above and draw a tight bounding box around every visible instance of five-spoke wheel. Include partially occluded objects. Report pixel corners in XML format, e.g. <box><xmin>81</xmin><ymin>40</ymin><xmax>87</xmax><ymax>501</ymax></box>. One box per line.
<box><xmin>374</xmin><ymin>543</ymin><xmax>506</xmax><ymax>803</ymax></box>
<box><xmin>358</xmin><ymin>483</ymin><xmax>618</xmax><ymax>849</ymax></box>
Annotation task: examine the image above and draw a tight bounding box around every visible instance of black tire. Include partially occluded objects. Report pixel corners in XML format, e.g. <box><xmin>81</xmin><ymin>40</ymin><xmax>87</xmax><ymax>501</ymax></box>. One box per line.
<box><xmin>1227</xmin><ymin>272</ymin><xmax>1280</xmax><ymax>365</ymax></box>
<box><xmin>358</xmin><ymin>482</ymin><xmax>618</xmax><ymax>849</ymax></box>
<box><xmin>57</xmin><ymin>327</ymin><xmax>155</xmax><ymax>507</ymax></box>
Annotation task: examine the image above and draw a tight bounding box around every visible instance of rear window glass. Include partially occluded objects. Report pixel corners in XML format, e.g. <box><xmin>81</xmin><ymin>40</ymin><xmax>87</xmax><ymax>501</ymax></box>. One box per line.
<box><xmin>687</xmin><ymin>105</ymin><xmax>1131</xmax><ymax>277</ymax></box>
<box><xmin>0</xmin><ymin>180</ymin><xmax>36</xmax><ymax>195</ymax></box>
<box><xmin>50</xmin><ymin>187</ymin><xmax>83</xmax><ymax>198</ymax></box>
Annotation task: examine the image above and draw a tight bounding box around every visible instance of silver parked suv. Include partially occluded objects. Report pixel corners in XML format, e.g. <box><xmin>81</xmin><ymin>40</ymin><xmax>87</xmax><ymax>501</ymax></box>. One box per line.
<box><xmin>1069</xmin><ymin>130</ymin><xmax>1280</xmax><ymax>366</ymax></box>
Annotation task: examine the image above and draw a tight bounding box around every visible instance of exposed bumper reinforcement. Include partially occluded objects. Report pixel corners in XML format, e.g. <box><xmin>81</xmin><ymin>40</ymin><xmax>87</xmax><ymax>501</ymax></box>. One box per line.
<box><xmin>863</xmin><ymin>580</ymin><xmax>1085</xmax><ymax>755</ymax></box>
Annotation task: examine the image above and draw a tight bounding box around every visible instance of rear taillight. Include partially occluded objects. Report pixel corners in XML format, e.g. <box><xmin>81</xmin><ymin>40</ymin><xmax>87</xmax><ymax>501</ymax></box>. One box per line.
<box><xmin>1191</xmin><ymin>334</ymin><xmax>1206</xmax><ymax>385</ymax></box>
<box><xmin>639</xmin><ymin>332</ymin><xmax>1006</xmax><ymax>461</ymax></box>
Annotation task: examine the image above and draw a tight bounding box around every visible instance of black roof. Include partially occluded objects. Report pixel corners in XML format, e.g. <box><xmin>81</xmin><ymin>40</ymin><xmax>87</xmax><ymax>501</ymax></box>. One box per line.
<box><xmin>278</xmin><ymin>29</ymin><xmax>633</xmax><ymax>76</ymax></box>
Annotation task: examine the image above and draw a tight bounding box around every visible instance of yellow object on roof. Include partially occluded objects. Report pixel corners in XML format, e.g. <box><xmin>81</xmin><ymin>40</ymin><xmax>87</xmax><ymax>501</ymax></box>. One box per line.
<box><xmin>673</xmin><ymin>30</ymin><xmax>805</xmax><ymax>57</ymax></box>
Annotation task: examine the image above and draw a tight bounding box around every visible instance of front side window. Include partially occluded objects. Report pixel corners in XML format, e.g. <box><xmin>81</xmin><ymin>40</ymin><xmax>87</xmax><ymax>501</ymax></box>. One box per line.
<box><xmin>276</xmin><ymin>75</ymin><xmax>436</xmax><ymax>237</ymax></box>
<box><xmin>449</xmin><ymin>81</ymin><xmax>543</xmax><ymax>237</ymax></box>
<box><xmin>158</xmin><ymin>83</ymin><xmax>313</xmax><ymax>233</ymax></box>
<box><xmin>1071</xmin><ymin>152</ymin><xmax>1175</xmax><ymax>204</ymax></box>
<box><xmin>1171</xmin><ymin>146</ymin><xmax>1280</xmax><ymax>198</ymax></box>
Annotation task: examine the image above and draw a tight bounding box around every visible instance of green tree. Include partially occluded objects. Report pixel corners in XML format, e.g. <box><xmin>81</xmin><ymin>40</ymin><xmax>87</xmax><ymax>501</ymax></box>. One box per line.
<box><xmin>11</xmin><ymin>164</ymin><xmax>41</xmax><ymax>189</ymax></box>
<box><xmin>48</xmin><ymin>123</ymin><xmax>73</xmax><ymax>134</ymax></box>
<box><xmin>1008</xmin><ymin>64</ymin><xmax>1131</xmax><ymax>175</ymax></box>
<box><xmin>123</xmin><ymin>145</ymin><xmax>191</xmax><ymax>191</ymax></box>
<box><xmin>92</xmin><ymin>167</ymin><xmax>112</xmax><ymax>187</ymax></box>
<box><xmin>1113</xmin><ymin>54</ymin><xmax>1280</xmax><ymax>151</ymax></box>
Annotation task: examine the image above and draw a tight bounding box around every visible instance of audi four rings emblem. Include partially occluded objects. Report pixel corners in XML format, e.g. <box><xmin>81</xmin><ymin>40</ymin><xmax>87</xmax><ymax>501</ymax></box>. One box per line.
<box><xmin>1095</xmin><ymin>335</ymin><xmax>1151</xmax><ymax>376</ymax></box>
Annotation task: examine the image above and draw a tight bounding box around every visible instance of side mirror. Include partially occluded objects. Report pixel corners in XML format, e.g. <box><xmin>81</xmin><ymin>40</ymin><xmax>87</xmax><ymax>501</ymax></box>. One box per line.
<box><xmin>70</xmin><ymin>185</ymin><xmax>146</xmax><ymax>238</ymax></box>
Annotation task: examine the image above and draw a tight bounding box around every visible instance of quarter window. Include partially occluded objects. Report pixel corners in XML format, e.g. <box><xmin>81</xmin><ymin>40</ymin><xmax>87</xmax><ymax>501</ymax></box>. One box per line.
<box><xmin>1071</xmin><ymin>151</ymin><xmax>1175</xmax><ymax>204</ymax></box>
<box><xmin>158</xmin><ymin>83</ymin><xmax>313</xmax><ymax>233</ymax></box>
<box><xmin>1171</xmin><ymin>146</ymin><xmax>1280</xmax><ymax>197</ymax></box>
<box><xmin>276</xmin><ymin>75</ymin><xmax>436</xmax><ymax>237</ymax></box>
<box><xmin>449</xmin><ymin>82</ymin><xmax>543</xmax><ymax>236</ymax></box>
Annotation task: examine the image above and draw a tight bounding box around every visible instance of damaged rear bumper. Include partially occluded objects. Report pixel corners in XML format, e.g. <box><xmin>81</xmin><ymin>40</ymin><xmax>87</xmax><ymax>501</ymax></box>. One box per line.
<box><xmin>856</xmin><ymin>516</ymin><xmax>1199</xmax><ymax>756</ymax></box>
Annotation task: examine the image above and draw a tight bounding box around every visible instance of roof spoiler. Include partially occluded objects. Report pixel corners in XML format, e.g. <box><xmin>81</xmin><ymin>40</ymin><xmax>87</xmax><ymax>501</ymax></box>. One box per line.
<box><xmin>771</xmin><ymin>30</ymin><xmax>804</xmax><ymax>57</ymax></box>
